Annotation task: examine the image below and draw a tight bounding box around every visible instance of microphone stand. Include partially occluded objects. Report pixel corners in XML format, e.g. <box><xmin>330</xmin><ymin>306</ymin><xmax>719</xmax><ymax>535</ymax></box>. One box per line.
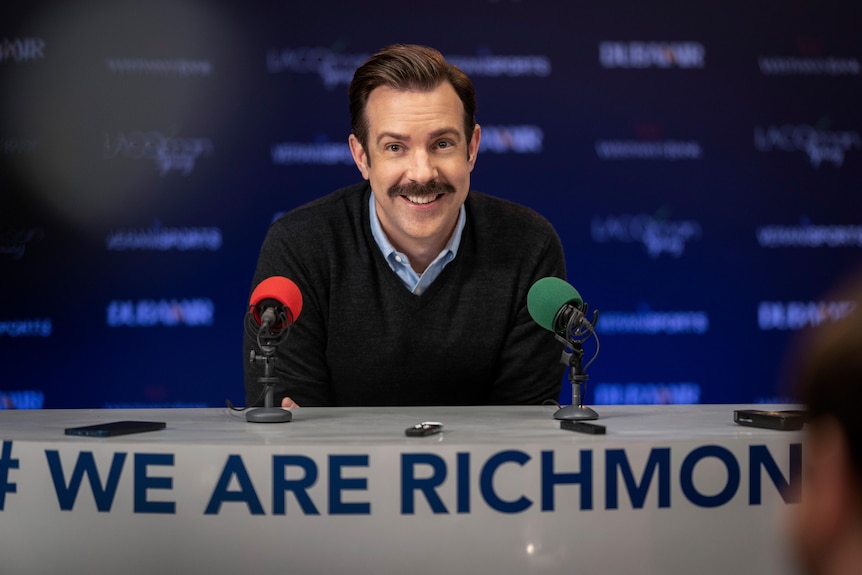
<box><xmin>245</xmin><ymin>312</ymin><xmax>293</xmax><ymax>423</ymax></box>
<box><xmin>553</xmin><ymin>303</ymin><xmax>600</xmax><ymax>421</ymax></box>
<box><xmin>554</xmin><ymin>342</ymin><xmax>599</xmax><ymax>420</ymax></box>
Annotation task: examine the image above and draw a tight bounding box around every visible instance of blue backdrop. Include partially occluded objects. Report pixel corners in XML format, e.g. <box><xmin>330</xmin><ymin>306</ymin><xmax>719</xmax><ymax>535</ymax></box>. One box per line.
<box><xmin>2</xmin><ymin>0</ymin><xmax>860</xmax><ymax>409</ymax></box>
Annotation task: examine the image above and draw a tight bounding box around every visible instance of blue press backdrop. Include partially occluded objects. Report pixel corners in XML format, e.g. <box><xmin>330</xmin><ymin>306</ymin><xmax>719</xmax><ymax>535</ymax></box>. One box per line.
<box><xmin>2</xmin><ymin>0</ymin><xmax>860</xmax><ymax>409</ymax></box>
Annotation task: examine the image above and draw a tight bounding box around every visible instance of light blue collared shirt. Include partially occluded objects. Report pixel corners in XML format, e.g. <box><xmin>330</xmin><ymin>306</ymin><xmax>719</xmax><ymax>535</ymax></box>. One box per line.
<box><xmin>369</xmin><ymin>193</ymin><xmax>466</xmax><ymax>295</ymax></box>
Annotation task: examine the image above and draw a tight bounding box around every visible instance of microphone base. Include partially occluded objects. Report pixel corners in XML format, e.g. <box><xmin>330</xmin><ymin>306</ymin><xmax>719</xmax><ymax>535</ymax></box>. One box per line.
<box><xmin>554</xmin><ymin>404</ymin><xmax>599</xmax><ymax>421</ymax></box>
<box><xmin>246</xmin><ymin>407</ymin><xmax>293</xmax><ymax>423</ymax></box>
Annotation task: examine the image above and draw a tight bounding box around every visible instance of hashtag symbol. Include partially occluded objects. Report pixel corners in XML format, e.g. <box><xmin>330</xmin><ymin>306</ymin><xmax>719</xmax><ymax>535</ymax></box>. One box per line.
<box><xmin>0</xmin><ymin>441</ymin><xmax>19</xmax><ymax>510</ymax></box>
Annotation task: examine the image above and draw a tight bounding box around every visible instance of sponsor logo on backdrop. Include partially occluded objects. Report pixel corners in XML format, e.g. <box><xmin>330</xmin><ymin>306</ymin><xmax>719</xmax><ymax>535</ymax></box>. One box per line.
<box><xmin>599</xmin><ymin>41</ymin><xmax>705</xmax><ymax>69</ymax></box>
<box><xmin>2</xmin><ymin>137</ymin><xmax>39</xmax><ymax>155</ymax></box>
<box><xmin>594</xmin><ymin>382</ymin><xmax>701</xmax><ymax>405</ymax></box>
<box><xmin>104</xmin><ymin>130</ymin><xmax>214</xmax><ymax>176</ymax></box>
<box><xmin>0</xmin><ymin>319</ymin><xmax>52</xmax><ymax>337</ymax></box>
<box><xmin>596</xmin><ymin>123</ymin><xmax>702</xmax><ymax>161</ymax></box>
<box><xmin>595</xmin><ymin>140</ymin><xmax>702</xmax><ymax>160</ymax></box>
<box><xmin>106</xmin><ymin>299</ymin><xmax>214</xmax><ymax>327</ymax></box>
<box><xmin>480</xmin><ymin>126</ymin><xmax>543</xmax><ymax>153</ymax></box>
<box><xmin>598</xmin><ymin>307</ymin><xmax>710</xmax><ymax>335</ymax></box>
<box><xmin>758</xmin><ymin>300</ymin><xmax>857</xmax><ymax>331</ymax></box>
<box><xmin>757</xmin><ymin>221</ymin><xmax>862</xmax><ymax>248</ymax></box>
<box><xmin>266</xmin><ymin>47</ymin><xmax>551</xmax><ymax>88</ymax></box>
<box><xmin>105</xmin><ymin>220</ymin><xmax>222</xmax><ymax>251</ymax></box>
<box><xmin>754</xmin><ymin>124</ymin><xmax>861</xmax><ymax>168</ymax></box>
<box><xmin>106</xmin><ymin>58</ymin><xmax>213</xmax><ymax>77</ymax></box>
<box><xmin>266</xmin><ymin>48</ymin><xmax>367</xmax><ymax>87</ymax></box>
<box><xmin>271</xmin><ymin>125</ymin><xmax>543</xmax><ymax>166</ymax></box>
<box><xmin>759</xmin><ymin>36</ymin><xmax>861</xmax><ymax>76</ymax></box>
<box><xmin>450</xmin><ymin>54</ymin><xmax>551</xmax><ymax>77</ymax></box>
<box><xmin>0</xmin><ymin>391</ymin><xmax>44</xmax><ymax>409</ymax></box>
<box><xmin>591</xmin><ymin>212</ymin><xmax>702</xmax><ymax>258</ymax></box>
<box><xmin>0</xmin><ymin>38</ymin><xmax>45</xmax><ymax>64</ymax></box>
<box><xmin>0</xmin><ymin>227</ymin><xmax>44</xmax><ymax>260</ymax></box>
<box><xmin>271</xmin><ymin>141</ymin><xmax>353</xmax><ymax>166</ymax></box>
<box><xmin>758</xmin><ymin>56</ymin><xmax>860</xmax><ymax>76</ymax></box>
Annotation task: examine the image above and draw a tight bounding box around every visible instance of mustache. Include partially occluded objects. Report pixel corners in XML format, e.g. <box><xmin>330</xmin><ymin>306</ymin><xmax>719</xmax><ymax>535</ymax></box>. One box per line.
<box><xmin>388</xmin><ymin>181</ymin><xmax>456</xmax><ymax>199</ymax></box>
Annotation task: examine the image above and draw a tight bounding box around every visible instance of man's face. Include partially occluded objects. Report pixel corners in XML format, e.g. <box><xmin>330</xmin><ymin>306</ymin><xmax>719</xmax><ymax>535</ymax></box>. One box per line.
<box><xmin>348</xmin><ymin>82</ymin><xmax>480</xmax><ymax>265</ymax></box>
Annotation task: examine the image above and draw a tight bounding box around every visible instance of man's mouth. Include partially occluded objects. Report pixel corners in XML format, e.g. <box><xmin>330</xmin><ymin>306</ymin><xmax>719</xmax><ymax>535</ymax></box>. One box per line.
<box><xmin>403</xmin><ymin>194</ymin><xmax>443</xmax><ymax>205</ymax></box>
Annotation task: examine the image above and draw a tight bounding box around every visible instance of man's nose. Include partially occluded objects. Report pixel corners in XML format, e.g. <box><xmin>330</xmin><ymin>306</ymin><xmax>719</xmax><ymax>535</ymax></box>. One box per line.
<box><xmin>406</xmin><ymin>149</ymin><xmax>437</xmax><ymax>183</ymax></box>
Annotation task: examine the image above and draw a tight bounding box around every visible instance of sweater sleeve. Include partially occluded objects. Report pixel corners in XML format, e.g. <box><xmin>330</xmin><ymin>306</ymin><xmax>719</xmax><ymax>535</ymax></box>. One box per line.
<box><xmin>486</xmin><ymin>216</ymin><xmax>568</xmax><ymax>405</ymax></box>
<box><xmin>243</xmin><ymin>187</ymin><xmax>362</xmax><ymax>407</ymax></box>
<box><xmin>243</xmin><ymin>212</ymin><xmax>335</xmax><ymax>407</ymax></box>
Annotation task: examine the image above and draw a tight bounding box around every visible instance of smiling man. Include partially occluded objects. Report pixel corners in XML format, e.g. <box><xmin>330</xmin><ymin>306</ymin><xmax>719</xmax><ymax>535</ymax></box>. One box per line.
<box><xmin>244</xmin><ymin>44</ymin><xmax>567</xmax><ymax>408</ymax></box>
<box><xmin>350</xmin><ymin>83</ymin><xmax>474</xmax><ymax>276</ymax></box>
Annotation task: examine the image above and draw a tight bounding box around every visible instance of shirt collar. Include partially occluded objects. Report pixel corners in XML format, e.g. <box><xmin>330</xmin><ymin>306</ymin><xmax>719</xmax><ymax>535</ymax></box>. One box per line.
<box><xmin>369</xmin><ymin>192</ymin><xmax>466</xmax><ymax>293</ymax></box>
<box><xmin>369</xmin><ymin>192</ymin><xmax>466</xmax><ymax>261</ymax></box>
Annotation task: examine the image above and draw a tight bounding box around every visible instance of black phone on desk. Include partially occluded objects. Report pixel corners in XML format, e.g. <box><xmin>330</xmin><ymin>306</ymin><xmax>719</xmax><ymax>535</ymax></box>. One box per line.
<box><xmin>733</xmin><ymin>410</ymin><xmax>806</xmax><ymax>431</ymax></box>
<box><xmin>65</xmin><ymin>420</ymin><xmax>166</xmax><ymax>437</ymax></box>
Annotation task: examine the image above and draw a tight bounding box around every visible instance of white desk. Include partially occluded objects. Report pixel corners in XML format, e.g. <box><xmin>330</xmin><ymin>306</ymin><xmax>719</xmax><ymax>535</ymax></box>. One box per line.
<box><xmin>0</xmin><ymin>405</ymin><xmax>803</xmax><ymax>574</ymax></box>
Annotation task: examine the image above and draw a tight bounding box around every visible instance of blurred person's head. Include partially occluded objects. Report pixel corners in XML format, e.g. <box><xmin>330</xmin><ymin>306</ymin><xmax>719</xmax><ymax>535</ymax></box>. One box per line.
<box><xmin>790</xmin><ymin>272</ymin><xmax>862</xmax><ymax>575</ymax></box>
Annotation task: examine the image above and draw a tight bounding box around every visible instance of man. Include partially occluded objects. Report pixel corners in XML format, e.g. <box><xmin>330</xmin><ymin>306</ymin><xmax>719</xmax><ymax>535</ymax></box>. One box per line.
<box><xmin>244</xmin><ymin>44</ymin><xmax>567</xmax><ymax>407</ymax></box>
<box><xmin>790</xmin><ymin>274</ymin><xmax>862</xmax><ymax>575</ymax></box>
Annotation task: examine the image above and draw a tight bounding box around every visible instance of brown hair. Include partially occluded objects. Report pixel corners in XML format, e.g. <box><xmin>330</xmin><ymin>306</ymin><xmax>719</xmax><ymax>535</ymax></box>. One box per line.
<box><xmin>348</xmin><ymin>44</ymin><xmax>477</xmax><ymax>153</ymax></box>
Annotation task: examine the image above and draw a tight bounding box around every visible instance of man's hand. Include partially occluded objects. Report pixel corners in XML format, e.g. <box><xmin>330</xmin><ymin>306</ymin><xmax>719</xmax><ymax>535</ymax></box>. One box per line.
<box><xmin>281</xmin><ymin>397</ymin><xmax>299</xmax><ymax>408</ymax></box>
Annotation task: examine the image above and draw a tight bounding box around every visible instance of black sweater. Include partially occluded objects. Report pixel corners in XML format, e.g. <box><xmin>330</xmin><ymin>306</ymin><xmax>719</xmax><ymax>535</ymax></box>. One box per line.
<box><xmin>244</xmin><ymin>182</ymin><xmax>567</xmax><ymax>406</ymax></box>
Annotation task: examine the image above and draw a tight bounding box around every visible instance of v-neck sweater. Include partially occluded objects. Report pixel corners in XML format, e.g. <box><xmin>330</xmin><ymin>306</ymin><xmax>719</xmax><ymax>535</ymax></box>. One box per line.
<box><xmin>244</xmin><ymin>182</ymin><xmax>567</xmax><ymax>407</ymax></box>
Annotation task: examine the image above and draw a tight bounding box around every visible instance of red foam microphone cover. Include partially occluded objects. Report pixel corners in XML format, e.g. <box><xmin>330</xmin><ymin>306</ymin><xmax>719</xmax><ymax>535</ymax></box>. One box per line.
<box><xmin>249</xmin><ymin>276</ymin><xmax>303</xmax><ymax>325</ymax></box>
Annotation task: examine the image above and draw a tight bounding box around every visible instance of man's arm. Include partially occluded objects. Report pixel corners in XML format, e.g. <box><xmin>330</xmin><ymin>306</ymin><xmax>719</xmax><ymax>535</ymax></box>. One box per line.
<box><xmin>243</xmin><ymin>219</ymin><xmax>334</xmax><ymax>407</ymax></box>
<box><xmin>487</xmin><ymin>223</ymin><xmax>568</xmax><ymax>404</ymax></box>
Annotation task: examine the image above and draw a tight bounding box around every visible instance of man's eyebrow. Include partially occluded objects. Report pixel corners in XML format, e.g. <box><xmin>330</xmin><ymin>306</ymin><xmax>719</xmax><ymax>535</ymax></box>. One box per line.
<box><xmin>375</xmin><ymin>131</ymin><xmax>409</xmax><ymax>145</ymax></box>
<box><xmin>374</xmin><ymin>128</ymin><xmax>462</xmax><ymax>145</ymax></box>
<box><xmin>429</xmin><ymin>127</ymin><xmax>462</xmax><ymax>141</ymax></box>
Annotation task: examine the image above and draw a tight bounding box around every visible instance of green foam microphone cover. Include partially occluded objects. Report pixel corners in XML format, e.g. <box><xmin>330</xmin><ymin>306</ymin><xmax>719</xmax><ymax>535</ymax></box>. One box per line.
<box><xmin>526</xmin><ymin>277</ymin><xmax>583</xmax><ymax>332</ymax></box>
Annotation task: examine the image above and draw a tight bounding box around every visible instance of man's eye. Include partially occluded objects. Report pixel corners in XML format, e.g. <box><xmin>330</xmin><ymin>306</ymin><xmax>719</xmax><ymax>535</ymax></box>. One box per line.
<box><xmin>386</xmin><ymin>144</ymin><xmax>402</xmax><ymax>152</ymax></box>
<box><xmin>436</xmin><ymin>141</ymin><xmax>452</xmax><ymax>149</ymax></box>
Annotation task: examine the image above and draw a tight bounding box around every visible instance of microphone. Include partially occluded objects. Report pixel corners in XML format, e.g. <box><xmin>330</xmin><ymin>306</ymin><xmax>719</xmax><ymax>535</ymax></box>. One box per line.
<box><xmin>527</xmin><ymin>277</ymin><xmax>600</xmax><ymax>422</ymax></box>
<box><xmin>527</xmin><ymin>276</ymin><xmax>585</xmax><ymax>335</ymax></box>
<box><xmin>245</xmin><ymin>276</ymin><xmax>303</xmax><ymax>424</ymax></box>
<box><xmin>249</xmin><ymin>276</ymin><xmax>303</xmax><ymax>337</ymax></box>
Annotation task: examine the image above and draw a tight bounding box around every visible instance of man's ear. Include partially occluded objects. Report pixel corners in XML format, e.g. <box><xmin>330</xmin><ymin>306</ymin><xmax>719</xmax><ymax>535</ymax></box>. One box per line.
<box><xmin>348</xmin><ymin>134</ymin><xmax>370</xmax><ymax>180</ymax></box>
<box><xmin>467</xmin><ymin>124</ymin><xmax>481</xmax><ymax>171</ymax></box>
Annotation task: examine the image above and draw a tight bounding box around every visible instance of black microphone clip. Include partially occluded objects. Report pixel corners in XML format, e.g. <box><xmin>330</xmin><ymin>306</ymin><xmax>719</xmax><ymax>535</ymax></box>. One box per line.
<box><xmin>553</xmin><ymin>301</ymin><xmax>599</xmax><ymax>347</ymax></box>
<box><xmin>253</xmin><ymin>300</ymin><xmax>295</xmax><ymax>352</ymax></box>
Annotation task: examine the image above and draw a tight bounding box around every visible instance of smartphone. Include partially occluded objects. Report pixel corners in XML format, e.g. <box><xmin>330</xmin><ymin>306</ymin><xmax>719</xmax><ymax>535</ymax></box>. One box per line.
<box><xmin>560</xmin><ymin>420</ymin><xmax>606</xmax><ymax>435</ymax></box>
<box><xmin>65</xmin><ymin>420</ymin><xmax>166</xmax><ymax>437</ymax></box>
<box><xmin>733</xmin><ymin>410</ymin><xmax>806</xmax><ymax>431</ymax></box>
<box><xmin>405</xmin><ymin>422</ymin><xmax>443</xmax><ymax>437</ymax></box>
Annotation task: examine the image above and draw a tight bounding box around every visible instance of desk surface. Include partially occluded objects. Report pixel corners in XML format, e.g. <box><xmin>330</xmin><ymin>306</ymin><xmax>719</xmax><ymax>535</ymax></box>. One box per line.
<box><xmin>0</xmin><ymin>404</ymin><xmax>804</xmax><ymax>575</ymax></box>
<box><xmin>0</xmin><ymin>403</ymin><xmax>803</xmax><ymax>445</ymax></box>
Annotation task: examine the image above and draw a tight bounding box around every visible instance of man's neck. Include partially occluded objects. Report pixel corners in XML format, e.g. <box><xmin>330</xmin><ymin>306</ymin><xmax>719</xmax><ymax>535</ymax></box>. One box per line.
<box><xmin>368</xmin><ymin>193</ymin><xmax>465</xmax><ymax>275</ymax></box>
<box><xmin>402</xmin><ymin>241</ymin><xmax>449</xmax><ymax>274</ymax></box>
